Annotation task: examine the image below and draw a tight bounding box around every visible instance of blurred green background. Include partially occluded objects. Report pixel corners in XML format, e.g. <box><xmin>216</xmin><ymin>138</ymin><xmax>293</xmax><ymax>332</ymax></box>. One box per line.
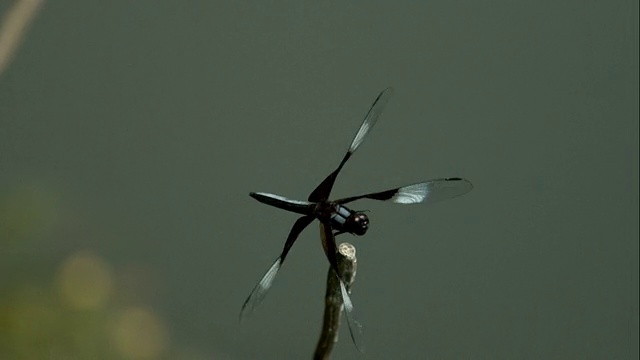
<box><xmin>1</xmin><ymin>1</ymin><xmax>638</xmax><ymax>359</ymax></box>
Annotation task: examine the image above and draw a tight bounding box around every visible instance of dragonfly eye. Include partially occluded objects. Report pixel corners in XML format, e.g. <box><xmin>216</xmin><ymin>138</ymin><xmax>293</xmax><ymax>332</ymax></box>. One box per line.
<box><xmin>349</xmin><ymin>213</ymin><xmax>369</xmax><ymax>236</ymax></box>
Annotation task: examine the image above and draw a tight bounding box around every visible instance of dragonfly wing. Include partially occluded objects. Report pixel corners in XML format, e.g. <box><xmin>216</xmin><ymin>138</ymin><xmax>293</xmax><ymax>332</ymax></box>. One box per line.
<box><xmin>335</xmin><ymin>178</ymin><xmax>473</xmax><ymax>205</ymax></box>
<box><xmin>250</xmin><ymin>192</ymin><xmax>316</xmax><ymax>215</ymax></box>
<box><xmin>308</xmin><ymin>87</ymin><xmax>394</xmax><ymax>202</ymax></box>
<box><xmin>240</xmin><ymin>215</ymin><xmax>315</xmax><ymax>320</ymax></box>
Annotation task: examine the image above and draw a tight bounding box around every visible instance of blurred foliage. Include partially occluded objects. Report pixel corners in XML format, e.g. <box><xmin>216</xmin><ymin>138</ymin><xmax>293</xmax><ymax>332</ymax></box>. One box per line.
<box><xmin>0</xmin><ymin>184</ymin><xmax>209</xmax><ymax>359</ymax></box>
<box><xmin>0</xmin><ymin>184</ymin><xmax>59</xmax><ymax>246</ymax></box>
<box><xmin>0</xmin><ymin>249</ymin><xmax>172</xmax><ymax>359</ymax></box>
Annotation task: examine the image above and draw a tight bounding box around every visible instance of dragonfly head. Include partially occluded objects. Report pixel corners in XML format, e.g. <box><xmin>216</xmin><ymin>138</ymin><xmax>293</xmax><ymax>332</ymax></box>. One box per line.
<box><xmin>346</xmin><ymin>212</ymin><xmax>369</xmax><ymax>236</ymax></box>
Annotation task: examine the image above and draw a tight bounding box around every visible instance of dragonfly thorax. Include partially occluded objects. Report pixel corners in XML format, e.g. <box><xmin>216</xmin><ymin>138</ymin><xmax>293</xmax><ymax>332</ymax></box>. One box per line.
<box><xmin>330</xmin><ymin>205</ymin><xmax>369</xmax><ymax>236</ymax></box>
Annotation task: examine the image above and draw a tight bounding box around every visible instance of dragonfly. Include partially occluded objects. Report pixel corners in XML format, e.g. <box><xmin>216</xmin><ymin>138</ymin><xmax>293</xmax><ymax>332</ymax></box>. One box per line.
<box><xmin>240</xmin><ymin>87</ymin><xmax>473</xmax><ymax>349</ymax></box>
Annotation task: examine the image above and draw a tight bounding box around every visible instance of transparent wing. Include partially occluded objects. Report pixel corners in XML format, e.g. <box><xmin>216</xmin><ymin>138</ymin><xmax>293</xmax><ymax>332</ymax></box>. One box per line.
<box><xmin>335</xmin><ymin>178</ymin><xmax>473</xmax><ymax>205</ymax></box>
<box><xmin>308</xmin><ymin>87</ymin><xmax>394</xmax><ymax>202</ymax></box>
<box><xmin>319</xmin><ymin>221</ymin><xmax>364</xmax><ymax>352</ymax></box>
<box><xmin>240</xmin><ymin>215</ymin><xmax>315</xmax><ymax>320</ymax></box>
<box><xmin>348</xmin><ymin>87</ymin><xmax>394</xmax><ymax>154</ymax></box>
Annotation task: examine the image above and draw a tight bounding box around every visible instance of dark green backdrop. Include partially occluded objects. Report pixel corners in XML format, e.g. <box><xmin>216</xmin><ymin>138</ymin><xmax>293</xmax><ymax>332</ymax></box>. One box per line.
<box><xmin>1</xmin><ymin>1</ymin><xmax>638</xmax><ymax>359</ymax></box>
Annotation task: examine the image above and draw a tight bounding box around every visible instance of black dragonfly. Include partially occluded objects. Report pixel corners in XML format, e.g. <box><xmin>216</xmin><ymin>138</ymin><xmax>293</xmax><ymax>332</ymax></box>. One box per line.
<box><xmin>240</xmin><ymin>87</ymin><xmax>472</xmax><ymax>349</ymax></box>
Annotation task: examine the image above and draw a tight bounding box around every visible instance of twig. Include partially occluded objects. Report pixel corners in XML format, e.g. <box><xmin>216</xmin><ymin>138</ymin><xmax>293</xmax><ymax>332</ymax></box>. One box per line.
<box><xmin>314</xmin><ymin>242</ymin><xmax>357</xmax><ymax>360</ymax></box>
